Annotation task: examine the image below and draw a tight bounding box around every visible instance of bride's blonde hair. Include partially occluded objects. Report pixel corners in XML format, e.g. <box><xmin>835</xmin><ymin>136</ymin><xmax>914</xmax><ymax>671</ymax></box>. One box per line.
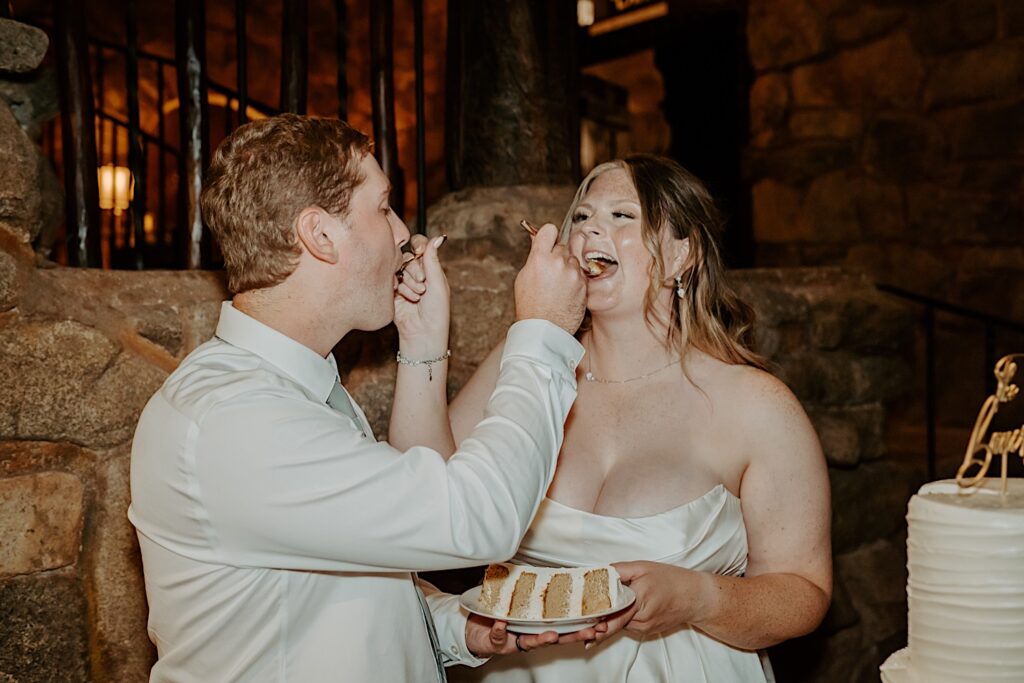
<box><xmin>560</xmin><ymin>154</ymin><xmax>766</xmax><ymax>370</ymax></box>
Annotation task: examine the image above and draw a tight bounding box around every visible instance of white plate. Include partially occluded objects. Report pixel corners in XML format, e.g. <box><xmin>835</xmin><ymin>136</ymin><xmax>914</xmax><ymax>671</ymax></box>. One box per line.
<box><xmin>458</xmin><ymin>584</ymin><xmax>636</xmax><ymax>634</ymax></box>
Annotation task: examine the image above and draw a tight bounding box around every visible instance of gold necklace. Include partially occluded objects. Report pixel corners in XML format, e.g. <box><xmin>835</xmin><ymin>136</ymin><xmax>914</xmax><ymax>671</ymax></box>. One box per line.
<box><xmin>583</xmin><ymin>358</ymin><xmax>680</xmax><ymax>384</ymax></box>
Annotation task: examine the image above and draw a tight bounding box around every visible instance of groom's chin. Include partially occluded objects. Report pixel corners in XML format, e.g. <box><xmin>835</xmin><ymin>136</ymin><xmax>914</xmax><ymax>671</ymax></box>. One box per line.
<box><xmin>353</xmin><ymin>306</ymin><xmax>396</xmax><ymax>333</ymax></box>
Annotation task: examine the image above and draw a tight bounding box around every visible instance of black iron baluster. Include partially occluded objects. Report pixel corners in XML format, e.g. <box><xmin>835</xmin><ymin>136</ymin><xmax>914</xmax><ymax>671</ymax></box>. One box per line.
<box><xmin>444</xmin><ymin>0</ymin><xmax>463</xmax><ymax>191</ymax></box>
<box><xmin>0</xmin><ymin>1</ymin><xmax>12</xmax><ymax>18</ymax></box>
<box><xmin>370</xmin><ymin>0</ymin><xmax>402</xmax><ymax>215</ymax></box>
<box><xmin>280</xmin><ymin>0</ymin><xmax>308</xmax><ymax>114</ymax></box>
<box><xmin>144</xmin><ymin>142</ymin><xmax>151</xmax><ymax>249</ymax></box>
<box><xmin>157</xmin><ymin>64</ymin><xmax>167</xmax><ymax>251</ymax></box>
<box><xmin>96</xmin><ymin>46</ymin><xmax>105</xmax><ymax>168</ymax></box>
<box><xmin>413</xmin><ymin>0</ymin><xmax>425</xmax><ymax>234</ymax></box>
<box><xmin>236</xmin><ymin>0</ymin><xmax>248</xmax><ymax>125</ymax></box>
<box><xmin>176</xmin><ymin>0</ymin><xmax>211</xmax><ymax>269</ymax></box>
<box><xmin>126</xmin><ymin>0</ymin><xmax>146</xmax><ymax>268</ymax></box>
<box><xmin>224</xmin><ymin>95</ymin><xmax>232</xmax><ymax>139</ymax></box>
<box><xmin>925</xmin><ymin>305</ymin><xmax>936</xmax><ymax>481</ymax></box>
<box><xmin>111</xmin><ymin>121</ymin><xmax>119</xmax><ymax>258</ymax></box>
<box><xmin>46</xmin><ymin>118</ymin><xmax>56</xmax><ymax>168</ymax></box>
<box><xmin>335</xmin><ymin>0</ymin><xmax>346</xmax><ymax>120</ymax></box>
<box><xmin>54</xmin><ymin>0</ymin><xmax>101</xmax><ymax>267</ymax></box>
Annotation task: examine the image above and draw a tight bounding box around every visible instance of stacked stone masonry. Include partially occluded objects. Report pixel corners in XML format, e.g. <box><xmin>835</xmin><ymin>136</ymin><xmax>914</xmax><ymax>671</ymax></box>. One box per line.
<box><xmin>748</xmin><ymin>0</ymin><xmax>1024</xmax><ymax>323</ymax></box>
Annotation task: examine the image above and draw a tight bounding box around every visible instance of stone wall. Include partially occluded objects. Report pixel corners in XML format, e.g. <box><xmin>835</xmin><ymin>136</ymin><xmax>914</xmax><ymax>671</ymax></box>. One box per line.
<box><xmin>747</xmin><ymin>0</ymin><xmax>1024</xmax><ymax>323</ymax></box>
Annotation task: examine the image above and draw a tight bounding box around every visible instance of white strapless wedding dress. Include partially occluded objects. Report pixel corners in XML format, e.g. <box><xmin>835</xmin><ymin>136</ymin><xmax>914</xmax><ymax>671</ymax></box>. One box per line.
<box><xmin>451</xmin><ymin>485</ymin><xmax>774</xmax><ymax>682</ymax></box>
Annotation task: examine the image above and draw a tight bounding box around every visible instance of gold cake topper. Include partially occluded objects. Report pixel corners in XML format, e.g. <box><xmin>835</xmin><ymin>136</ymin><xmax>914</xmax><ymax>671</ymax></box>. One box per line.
<box><xmin>957</xmin><ymin>354</ymin><xmax>1024</xmax><ymax>495</ymax></box>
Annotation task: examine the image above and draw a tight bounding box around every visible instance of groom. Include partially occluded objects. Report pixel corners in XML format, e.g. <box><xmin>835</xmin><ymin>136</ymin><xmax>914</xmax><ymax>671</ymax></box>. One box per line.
<box><xmin>128</xmin><ymin>115</ymin><xmax>588</xmax><ymax>681</ymax></box>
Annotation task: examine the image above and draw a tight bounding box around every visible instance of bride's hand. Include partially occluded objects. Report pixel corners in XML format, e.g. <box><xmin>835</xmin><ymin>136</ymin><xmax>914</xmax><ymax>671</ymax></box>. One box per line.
<box><xmin>393</xmin><ymin>234</ymin><xmax>450</xmax><ymax>356</ymax></box>
<box><xmin>611</xmin><ymin>561</ymin><xmax>706</xmax><ymax>637</ymax></box>
<box><xmin>587</xmin><ymin>561</ymin><xmax>708</xmax><ymax>648</ymax></box>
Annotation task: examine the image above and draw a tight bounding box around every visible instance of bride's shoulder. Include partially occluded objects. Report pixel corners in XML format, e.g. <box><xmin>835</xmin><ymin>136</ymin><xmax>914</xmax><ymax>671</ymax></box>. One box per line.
<box><xmin>706</xmin><ymin>360</ymin><xmax>812</xmax><ymax>433</ymax></box>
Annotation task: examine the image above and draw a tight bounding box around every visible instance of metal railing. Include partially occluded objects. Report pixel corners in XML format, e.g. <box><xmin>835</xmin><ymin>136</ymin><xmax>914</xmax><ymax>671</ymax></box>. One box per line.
<box><xmin>25</xmin><ymin>0</ymin><xmax>428</xmax><ymax>270</ymax></box>
<box><xmin>878</xmin><ymin>284</ymin><xmax>1024</xmax><ymax>479</ymax></box>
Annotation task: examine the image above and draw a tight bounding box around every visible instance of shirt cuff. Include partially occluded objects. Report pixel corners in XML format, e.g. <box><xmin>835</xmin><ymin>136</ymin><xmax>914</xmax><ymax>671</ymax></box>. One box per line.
<box><xmin>424</xmin><ymin>589</ymin><xmax>490</xmax><ymax>668</ymax></box>
<box><xmin>501</xmin><ymin>320</ymin><xmax>585</xmax><ymax>379</ymax></box>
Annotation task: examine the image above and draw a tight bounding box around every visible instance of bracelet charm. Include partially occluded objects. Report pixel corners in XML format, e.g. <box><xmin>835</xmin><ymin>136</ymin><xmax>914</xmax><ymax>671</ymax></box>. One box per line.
<box><xmin>396</xmin><ymin>349</ymin><xmax>452</xmax><ymax>381</ymax></box>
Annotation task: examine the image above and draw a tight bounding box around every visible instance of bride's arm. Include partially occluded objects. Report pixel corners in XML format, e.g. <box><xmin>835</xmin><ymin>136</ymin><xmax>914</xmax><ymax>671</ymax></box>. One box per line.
<box><xmin>602</xmin><ymin>373</ymin><xmax>832</xmax><ymax>651</ymax></box>
<box><xmin>448</xmin><ymin>340</ymin><xmax>506</xmax><ymax>445</ymax></box>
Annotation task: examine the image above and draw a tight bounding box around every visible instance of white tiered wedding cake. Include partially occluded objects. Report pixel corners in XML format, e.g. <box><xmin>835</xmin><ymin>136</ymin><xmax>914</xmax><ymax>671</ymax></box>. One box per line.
<box><xmin>880</xmin><ymin>477</ymin><xmax>1024</xmax><ymax>683</ymax></box>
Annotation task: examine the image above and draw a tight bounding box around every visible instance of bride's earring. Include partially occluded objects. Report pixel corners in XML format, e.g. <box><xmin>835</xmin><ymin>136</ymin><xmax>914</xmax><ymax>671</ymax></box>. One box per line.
<box><xmin>675</xmin><ymin>274</ymin><xmax>685</xmax><ymax>298</ymax></box>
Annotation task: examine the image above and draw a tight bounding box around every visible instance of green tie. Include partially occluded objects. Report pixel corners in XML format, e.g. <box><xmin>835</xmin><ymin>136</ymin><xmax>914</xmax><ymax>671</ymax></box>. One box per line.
<box><xmin>326</xmin><ymin>382</ymin><xmax>366</xmax><ymax>439</ymax></box>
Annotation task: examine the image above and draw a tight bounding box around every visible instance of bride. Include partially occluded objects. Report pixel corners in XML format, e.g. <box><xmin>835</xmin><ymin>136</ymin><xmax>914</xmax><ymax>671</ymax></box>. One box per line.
<box><xmin>447</xmin><ymin>155</ymin><xmax>831</xmax><ymax>681</ymax></box>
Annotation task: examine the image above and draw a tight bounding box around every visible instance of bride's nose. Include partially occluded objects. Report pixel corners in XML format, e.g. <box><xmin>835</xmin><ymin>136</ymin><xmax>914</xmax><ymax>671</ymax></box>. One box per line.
<box><xmin>571</xmin><ymin>216</ymin><xmax>603</xmax><ymax>237</ymax></box>
<box><xmin>582</xmin><ymin>220</ymin><xmax>604</xmax><ymax>237</ymax></box>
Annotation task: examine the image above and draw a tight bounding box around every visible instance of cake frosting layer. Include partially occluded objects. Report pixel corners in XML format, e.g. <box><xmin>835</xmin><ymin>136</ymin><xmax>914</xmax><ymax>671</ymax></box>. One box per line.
<box><xmin>902</xmin><ymin>478</ymin><xmax>1024</xmax><ymax>682</ymax></box>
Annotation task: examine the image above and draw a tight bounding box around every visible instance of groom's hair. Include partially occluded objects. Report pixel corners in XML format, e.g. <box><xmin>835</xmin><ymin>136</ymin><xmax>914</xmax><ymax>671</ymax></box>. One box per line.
<box><xmin>201</xmin><ymin>114</ymin><xmax>373</xmax><ymax>294</ymax></box>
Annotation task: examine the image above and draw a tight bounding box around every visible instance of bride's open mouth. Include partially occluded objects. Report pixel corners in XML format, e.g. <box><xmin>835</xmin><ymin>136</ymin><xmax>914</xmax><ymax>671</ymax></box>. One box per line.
<box><xmin>583</xmin><ymin>251</ymin><xmax>618</xmax><ymax>278</ymax></box>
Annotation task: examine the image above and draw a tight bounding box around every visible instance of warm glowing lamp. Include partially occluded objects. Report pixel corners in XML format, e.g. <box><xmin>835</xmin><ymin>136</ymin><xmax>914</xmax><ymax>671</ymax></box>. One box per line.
<box><xmin>97</xmin><ymin>164</ymin><xmax>134</xmax><ymax>215</ymax></box>
<box><xmin>143</xmin><ymin>212</ymin><xmax>157</xmax><ymax>244</ymax></box>
<box><xmin>577</xmin><ymin>0</ymin><xmax>594</xmax><ymax>27</ymax></box>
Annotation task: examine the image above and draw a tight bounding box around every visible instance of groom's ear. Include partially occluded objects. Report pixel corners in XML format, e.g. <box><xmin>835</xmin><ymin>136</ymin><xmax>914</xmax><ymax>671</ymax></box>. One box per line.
<box><xmin>295</xmin><ymin>207</ymin><xmax>340</xmax><ymax>265</ymax></box>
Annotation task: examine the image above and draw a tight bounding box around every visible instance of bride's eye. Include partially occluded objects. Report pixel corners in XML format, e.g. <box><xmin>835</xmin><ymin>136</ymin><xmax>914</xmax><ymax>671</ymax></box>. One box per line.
<box><xmin>613</xmin><ymin>211</ymin><xmax>635</xmax><ymax>220</ymax></box>
<box><xmin>571</xmin><ymin>212</ymin><xmax>589</xmax><ymax>223</ymax></box>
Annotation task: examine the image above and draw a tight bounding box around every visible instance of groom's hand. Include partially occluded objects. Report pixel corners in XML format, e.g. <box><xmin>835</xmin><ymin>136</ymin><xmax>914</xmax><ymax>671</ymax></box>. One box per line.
<box><xmin>514</xmin><ymin>223</ymin><xmax>586</xmax><ymax>334</ymax></box>
<box><xmin>465</xmin><ymin>616</ymin><xmax>557</xmax><ymax>657</ymax></box>
<box><xmin>464</xmin><ymin>615</ymin><xmax>608</xmax><ymax>657</ymax></box>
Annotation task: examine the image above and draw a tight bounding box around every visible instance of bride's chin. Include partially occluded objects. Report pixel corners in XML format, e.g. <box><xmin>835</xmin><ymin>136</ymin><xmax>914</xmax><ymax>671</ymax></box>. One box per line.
<box><xmin>583</xmin><ymin>294</ymin><xmax>617</xmax><ymax>314</ymax></box>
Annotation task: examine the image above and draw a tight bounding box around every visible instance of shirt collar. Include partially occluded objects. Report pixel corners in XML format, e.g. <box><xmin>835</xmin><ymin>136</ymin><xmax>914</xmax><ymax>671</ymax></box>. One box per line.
<box><xmin>214</xmin><ymin>301</ymin><xmax>339</xmax><ymax>403</ymax></box>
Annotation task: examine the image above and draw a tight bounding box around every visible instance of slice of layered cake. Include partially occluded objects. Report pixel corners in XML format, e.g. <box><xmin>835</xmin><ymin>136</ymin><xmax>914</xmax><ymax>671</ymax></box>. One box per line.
<box><xmin>479</xmin><ymin>563</ymin><xmax>622</xmax><ymax>620</ymax></box>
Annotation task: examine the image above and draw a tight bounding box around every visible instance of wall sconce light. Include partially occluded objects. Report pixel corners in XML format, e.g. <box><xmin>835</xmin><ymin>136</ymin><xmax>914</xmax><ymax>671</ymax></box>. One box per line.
<box><xmin>577</xmin><ymin>0</ymin><xmax>595</xmax><ymax>27</ymax></box>
<box><xmin>97</xmin><ymin>164</ymin><xmax>134</xmax><ymax>215</ymax></box>
<box><xmin>144</xmin><ymin>212</ymin><xmax>157</xmax><ymax>244</ymax></box>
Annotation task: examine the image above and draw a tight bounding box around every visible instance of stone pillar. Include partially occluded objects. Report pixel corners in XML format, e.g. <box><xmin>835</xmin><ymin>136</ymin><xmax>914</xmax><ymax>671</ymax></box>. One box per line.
<box><xmin>446</xmin><ymin>0</ymin><xmax>578</xmax><ymax>189</ymax></box>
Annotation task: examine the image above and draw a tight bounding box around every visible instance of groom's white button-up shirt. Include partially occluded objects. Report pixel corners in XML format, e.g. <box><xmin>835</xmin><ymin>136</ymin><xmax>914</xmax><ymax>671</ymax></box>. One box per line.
<box><xmin>129</xmin><ymin>302</ymin><xmax>584</xmax><ymax>682</ymax></box>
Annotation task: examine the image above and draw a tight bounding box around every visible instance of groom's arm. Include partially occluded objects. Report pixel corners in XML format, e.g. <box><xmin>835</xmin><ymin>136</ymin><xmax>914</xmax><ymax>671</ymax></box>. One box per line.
<box><xmin>132</xmin><ymin>320</ymin><xmax>583</xmax><ymax>573</ymax></box>
<box><xmin>449</xmin><ymin>340</ymin><xmax>506</xmax><ymax>446</ymax></box>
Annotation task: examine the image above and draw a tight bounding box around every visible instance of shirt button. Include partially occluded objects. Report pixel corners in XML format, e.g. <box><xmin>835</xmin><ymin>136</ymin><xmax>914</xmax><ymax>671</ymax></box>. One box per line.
<box><xmin>450</xmin><ymin>646</ymin><xmax>459</xmax><ymax>655</ymax></box>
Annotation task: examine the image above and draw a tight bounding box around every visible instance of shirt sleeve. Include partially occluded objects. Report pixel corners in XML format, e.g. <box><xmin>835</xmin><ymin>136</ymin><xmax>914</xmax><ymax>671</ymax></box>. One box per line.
<box><xmin>419</xmin><ymin>578</ymin><xmax>489</xmax><ymax>668</ymax></box>
<box><xmin>188</xmin><ymin>319</ymin><xmax>584</xmax><ymax>573</ymax></box>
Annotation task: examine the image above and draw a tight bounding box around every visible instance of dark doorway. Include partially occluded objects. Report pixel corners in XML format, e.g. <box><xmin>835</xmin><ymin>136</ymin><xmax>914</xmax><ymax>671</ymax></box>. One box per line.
<box><xmin>580</xmin><ymin>2</ymin><xmax>753</xmax><ymax>267</ymax></box>
<box><xmin>656</xmin><ymin>8</ymin><xmax>752</xmax><ymax>267</ymax></box>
